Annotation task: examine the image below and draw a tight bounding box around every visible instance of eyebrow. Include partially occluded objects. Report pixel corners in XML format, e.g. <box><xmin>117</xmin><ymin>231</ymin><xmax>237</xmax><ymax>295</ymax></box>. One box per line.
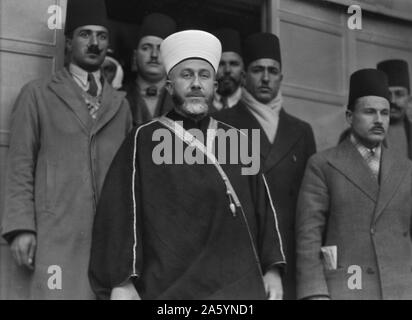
<box><xmin>79</xmin><ymin>29</ymin><xmax>108</xmax><ymax>35</ymax></box>
<box><xmin>180</xmin><ymin>68</ymin><xmax>211</xmax><ymax>72</ymax></box>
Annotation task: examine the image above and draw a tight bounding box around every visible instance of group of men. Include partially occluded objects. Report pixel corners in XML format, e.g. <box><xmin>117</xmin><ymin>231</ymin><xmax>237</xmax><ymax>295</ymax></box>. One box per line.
<box><xmin>2</xmin><ymin>0</ymin><xmax>412</xmax><ymax>300</ymax></box>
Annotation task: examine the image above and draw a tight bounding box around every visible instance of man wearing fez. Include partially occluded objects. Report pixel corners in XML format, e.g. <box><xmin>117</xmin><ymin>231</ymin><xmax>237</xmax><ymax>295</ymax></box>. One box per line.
<box><xmin>211</xmin><ymin>28</ymin><xmax>245</xmax><ymax>112</ymax></box>
<box><xmin>1</xmin><ymin>0</ymin><xmax>132</xmax><ymax>299</ymax></box>
<box><xmin>215</xmin><ymin>32</ymin><xmax>316</xmax><ymax>299</ymax></box>
<box><xmin>123</xmin><ymin>13</ymin><xmax>176</xmax><ymax>125</ymax></box>
<box><xmin>377</xmin><ymin>59</ymin><xmax>412</xmax><ymax>159</ymax></box>
<box><xmin>296</xmin><ymin>69</ymin><xmax>412</xmax><ymax>300</ymax></box>
<box><xmin>89</xmin><ymin>30</ymin><xmax>285</xmax><ymax>300</ymax></box>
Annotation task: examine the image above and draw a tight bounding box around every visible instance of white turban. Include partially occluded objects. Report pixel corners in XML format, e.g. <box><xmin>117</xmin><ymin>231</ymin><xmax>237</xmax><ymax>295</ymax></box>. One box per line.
<box><xmin>160</xmin><ymin>30</ymin><xmax>222</xmax><ymax>74</ymax></box>
<box><xmin>103</xmin><ymin>56</ymin><xmax>124</xmax><ymax>90</ymax></box>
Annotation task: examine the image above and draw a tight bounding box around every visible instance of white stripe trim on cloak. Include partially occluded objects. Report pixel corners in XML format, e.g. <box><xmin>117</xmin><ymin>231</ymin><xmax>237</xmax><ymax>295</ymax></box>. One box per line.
<box><xmin>262</xmin><ymin>174</ymin><xmax>286</xmax><ymax>262</ymax></box>
<box><xmin>215</xmin><ymin>119</ymin><xmax>248</xmax><ymax>137</ymax></box>
<box><xmin>131</xmin><ymin>120</ymin><xmax>156</xmax><ymax>277</ymax></box>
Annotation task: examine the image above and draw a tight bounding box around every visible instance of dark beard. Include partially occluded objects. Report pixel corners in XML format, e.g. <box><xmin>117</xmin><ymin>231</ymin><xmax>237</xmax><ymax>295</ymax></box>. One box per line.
<box><xmin>217</xmin><ymin>76</ymin><xmax>240</xmax><ymax>96</ymax></box>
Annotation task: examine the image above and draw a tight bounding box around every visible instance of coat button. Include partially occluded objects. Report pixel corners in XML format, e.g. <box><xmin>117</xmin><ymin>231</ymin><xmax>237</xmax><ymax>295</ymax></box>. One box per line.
<box><xmin>370</xmin><ymin>228</ymin><xmax>376</xmax><ymax>235</ymax></box>
<box><xmin>366</xmin><ymin>267</ymin><xmax>375</xmax><ymax>275</ymax></box>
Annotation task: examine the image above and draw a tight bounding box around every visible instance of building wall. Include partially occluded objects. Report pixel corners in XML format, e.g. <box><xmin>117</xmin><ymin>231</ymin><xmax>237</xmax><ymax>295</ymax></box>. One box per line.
<box><xmin>266</xmin><ymin>0</ymin><xmax>412</xmax><ymax>150</ymax></box>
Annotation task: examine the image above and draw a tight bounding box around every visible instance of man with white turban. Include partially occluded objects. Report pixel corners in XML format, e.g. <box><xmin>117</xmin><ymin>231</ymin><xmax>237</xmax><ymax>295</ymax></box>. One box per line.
<box><xmin>89</xmin><ymin>30</ymin><xmax>285</xmax><ymax>300</ymax></box>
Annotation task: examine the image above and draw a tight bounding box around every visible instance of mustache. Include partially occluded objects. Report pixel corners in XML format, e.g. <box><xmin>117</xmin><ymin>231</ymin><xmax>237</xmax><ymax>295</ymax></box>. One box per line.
<box><xmin>148</xmin><ymin>58</ymin><xmax>160</xmax><ymax>64</ymax></box>
<box><xmin>87</xmin><ymin>45</ymin><xmax>102</xmax><ymax>55</ymax></box>
<box><xmin>219</xmin><ymin>75</ymin><xmax>235</xmax><ymax>82</ymax></box>
<box><xmin>390</xmin><ymin>102</ymin><xmax>401</xmax><ymax>110</ymax></box>
<box><xmin>186</xmin><ymin>90</ymin><xmax>205</xmax><ymax>97</ymax></box>
<box><xmin>370</xmin><ymin>125</ymin><xmax>385</xmax><ymax>131</ymax></box>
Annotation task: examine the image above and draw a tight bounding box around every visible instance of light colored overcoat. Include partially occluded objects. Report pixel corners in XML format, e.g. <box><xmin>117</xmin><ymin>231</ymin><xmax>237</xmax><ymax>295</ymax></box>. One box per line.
<box><xmin>1</xmin><ymin>68</ymin><xmax>132</xmax><ymax>299</ymax></box>
<box><xmin>296</xmin><ymin>138</ymin><xmax>412</xmax><ymax>300</ymax></box>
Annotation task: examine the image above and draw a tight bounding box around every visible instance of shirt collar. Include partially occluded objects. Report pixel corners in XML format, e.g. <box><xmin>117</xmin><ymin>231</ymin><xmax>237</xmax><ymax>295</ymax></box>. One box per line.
<box><xmin>350</xmin><ymin>133</ymin><xmax>382</xmax><ymax>159</ymax></box>
<box><xmin>69</xmin><ymin>63</ymin><xmax>101</xmax><ymax>87</ymax></box>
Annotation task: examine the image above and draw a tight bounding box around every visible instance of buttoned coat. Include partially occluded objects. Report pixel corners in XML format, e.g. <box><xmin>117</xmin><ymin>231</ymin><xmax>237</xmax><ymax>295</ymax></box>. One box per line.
<box><xmin>1</xmin><ymin>68</ymin><xmax>133</xmax><ymax>299</ymax></box>
<box><xmin>296</xmin><ymin>138</ymin><xmax>412</xmax><ymax>300</ymax></box>
<box><xmin>215</xmin><ymin>101</ymin><xmax>316</xmax><ymax>299</ymax></box>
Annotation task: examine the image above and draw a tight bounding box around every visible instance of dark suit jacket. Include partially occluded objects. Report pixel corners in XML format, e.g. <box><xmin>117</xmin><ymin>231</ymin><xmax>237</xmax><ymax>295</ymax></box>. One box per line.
<box><xmin>404</xmin><ymin>117</ymin><xmax>412</xmax><ymax>159</ymax></box>
<box><xmin>123</xmin><ymin>80</ymin><xmax>174</xmax><ymax>126</ymax></box>
<box><xmin>296</xmin><ymin>138</ymin><xmax>412</xmax><ymax>300</ymax></box>
<box><xmin>215</xmin><ymin>101</ymin><xmax>316</xmax><ymax>299</ymax></box>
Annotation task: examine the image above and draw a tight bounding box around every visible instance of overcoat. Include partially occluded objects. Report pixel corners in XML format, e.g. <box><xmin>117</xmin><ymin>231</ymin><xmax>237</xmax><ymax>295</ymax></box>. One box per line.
<box><xmin>296</xmin><ymin>138</ymin><xmax>412</xmax><ymax>300</ymax></box>
<box><xmin>1</xmin><ymin>68</ymin><xmax>133</xmax><ymax>299</ymax></box>
<box><xmin>123</xmin><ymin>80</ymin><xmax>174</xmax><ymax>126</ymax></box>
<box><xmin>215</xmin><ymin>101</ymin><xmax>316</xmax><ymax>299</ymax></box>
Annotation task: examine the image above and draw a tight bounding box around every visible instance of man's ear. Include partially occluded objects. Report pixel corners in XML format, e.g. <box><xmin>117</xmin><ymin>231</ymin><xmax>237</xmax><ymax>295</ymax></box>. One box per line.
<box><xmin>165</xmin><ymin>79</ymin><xmax>173</xmax><ymax>95</ymax></box>
<box><xmin>345</xmin><ymin>109</ymin><xmax>353</xmax><ymax>126</ymax></box>
<box><xmin>66</xmin><ymin>38</ymin><xmax>72</xmax><ymax>52</ymax></box>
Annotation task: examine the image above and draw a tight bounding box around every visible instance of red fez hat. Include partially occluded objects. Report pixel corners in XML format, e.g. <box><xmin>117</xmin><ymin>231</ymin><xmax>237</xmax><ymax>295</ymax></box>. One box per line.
<box><xmin>377</xmin><ymin>59</ymin><xmax>410</xmax><ymax>93</ymax></box>
<box><xmin>243</xmin><ymin>32</ymin><xmax>281</xmax><ymax>68</ymax></box>
<box><xmin>65</xmin><ymin>0</ymin><xmax>109</xmax><ymax>36</ymax></box>
<box><xmin>137</xmin><ymin>13</ymin><xmax>176</xmax><ymax>45</ymax></box>
<box><xmin>213</xmin><ymin>28</ymin><xmax>242</xmax><ymax>56</ymax></box>
<box><xmin>348</xmin><ymin>69</ymin><xmax>390</xmax><ymax>110</ymax></box>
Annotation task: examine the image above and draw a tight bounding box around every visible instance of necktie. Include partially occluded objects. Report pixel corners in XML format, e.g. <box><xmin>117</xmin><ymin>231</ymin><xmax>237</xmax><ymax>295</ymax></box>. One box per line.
<box><xmin>221</xmin><ymin>96</ymin><xmax>229</xmax><ymax>109</ymax></box>
<box><xmin>87</xmin><ymin>73</ymin><xmax>98</xmax><ymax>97</ymax></box>
<box><xmin>366</xmin><ymin>149</ymin><xmax>380</xmax><ymax>181</ymax></box>
<box><xmin>146</xmin><ymin>86</ymin><xmax>158</xmax><ymax>97</ymax></box>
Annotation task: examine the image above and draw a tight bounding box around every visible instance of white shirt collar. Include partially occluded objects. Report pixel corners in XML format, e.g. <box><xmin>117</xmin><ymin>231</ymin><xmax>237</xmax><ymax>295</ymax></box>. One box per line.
<box><xmin>350</xmin><ymin>134</ymin><xmax>382</xmax><ymax>158</ymax></box>
<box><xmin>69</xmin><ymin>63</ymin><xmax>102</xmax><ymax>93</ymax></box>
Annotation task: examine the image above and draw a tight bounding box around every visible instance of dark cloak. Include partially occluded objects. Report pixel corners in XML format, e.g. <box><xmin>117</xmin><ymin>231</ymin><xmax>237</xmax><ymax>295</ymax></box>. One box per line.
<box><xmin>88</xmin><ymin>110</ymin><xmax>285</xmax><ymax>300</ymax></box>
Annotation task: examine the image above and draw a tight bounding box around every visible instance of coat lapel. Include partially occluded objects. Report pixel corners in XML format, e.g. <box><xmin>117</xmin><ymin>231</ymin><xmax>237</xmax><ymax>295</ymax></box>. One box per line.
<box><xmin>124</xmin><ymin>82</ymin><xmax>150</xmax><ymax>125</ymax></box>
<box><xmin>328</xmin><ymin>139</ymin><xmax>379</xmax><ymax>202</ymax></box>
<box><xmin>156</xmin><ymin>88</ymin><xmax>174</xmax><ymax>118</ymax></box>
<box><xmin>264</xmin><ymin>109</ymin><xmax>304</xmax><ymax>172</ymax></box>
<box><xmin>48</xmin><ymin>68</ymin><xmax>92</xmax><ymax>134</ymax></box>
<box><xmin>92</xmin><ymin>81</ymin><xmax>124</xmax><ymax>135</ymax></box>
<box><xmin>373</xmin><ymin>147</ymin><xmax>409</xmax><ymax>223</ymax></box>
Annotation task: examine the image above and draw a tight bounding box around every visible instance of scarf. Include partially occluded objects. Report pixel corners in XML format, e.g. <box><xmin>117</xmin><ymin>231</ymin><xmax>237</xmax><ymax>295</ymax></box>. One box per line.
<box><xmin>241</xmin><ymin>88</ymin><xmax>283</xmax><ymax>143</ymax></box>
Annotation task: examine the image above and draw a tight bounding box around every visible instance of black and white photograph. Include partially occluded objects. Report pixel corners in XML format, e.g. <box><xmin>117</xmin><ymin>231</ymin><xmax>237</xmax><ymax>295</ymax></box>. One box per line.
<box><xmin>0</xmin><ymin>0</ymin><xmax>412</xmax><ymax>304</ymax></box>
